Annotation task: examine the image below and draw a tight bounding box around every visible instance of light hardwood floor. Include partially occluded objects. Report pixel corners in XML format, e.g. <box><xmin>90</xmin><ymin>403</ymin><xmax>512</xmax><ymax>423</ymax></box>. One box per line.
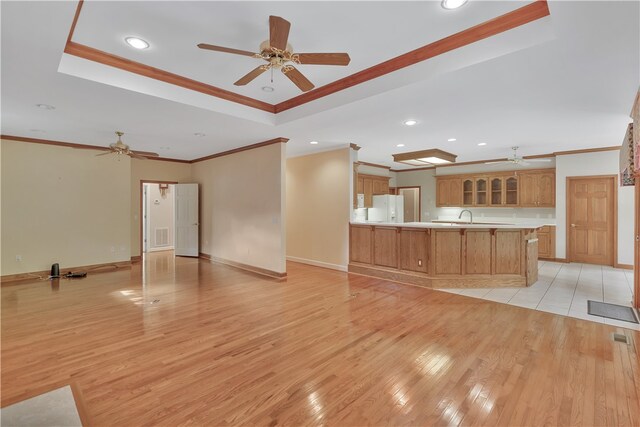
<box><xmin>2</xmin><ymin>253</ymin><xmax>639</xmax><ymax>426</ymax></box>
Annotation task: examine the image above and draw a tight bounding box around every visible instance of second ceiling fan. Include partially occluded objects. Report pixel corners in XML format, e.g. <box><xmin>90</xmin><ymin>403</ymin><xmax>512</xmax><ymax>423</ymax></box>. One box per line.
<box><xmin>198</xmin><ymin>15</ymin><xmax>351</xmax><ymax>92</ymax></box>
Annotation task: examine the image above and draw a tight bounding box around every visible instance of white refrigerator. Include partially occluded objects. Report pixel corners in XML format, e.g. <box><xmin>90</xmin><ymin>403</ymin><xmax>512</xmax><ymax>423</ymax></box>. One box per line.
<box><xmin>368</xmin><ymin>195</ymin><xmax>404</xmax><ymax>223</ymax></box>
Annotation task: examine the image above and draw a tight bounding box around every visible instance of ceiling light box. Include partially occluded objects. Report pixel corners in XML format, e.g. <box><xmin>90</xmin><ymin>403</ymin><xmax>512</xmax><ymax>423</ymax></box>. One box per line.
<box><xmin>393</xmin><ymin>149</ymin><xmax>457</xmax><ymax>166</ymax></box>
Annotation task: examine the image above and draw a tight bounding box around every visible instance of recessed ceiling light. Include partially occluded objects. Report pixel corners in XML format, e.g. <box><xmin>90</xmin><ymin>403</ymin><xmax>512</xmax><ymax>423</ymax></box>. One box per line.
<box><xmin>261</xmin><ymin>86</ymin><xmax>275</xmax><ymax>92</ymax></box>
<box><xmin>396</xmin><ymin>144</ymin><xmax>405</xmax><ymax>147</ymax></box>
<box><xmin>125</xmin><ymin>37</ymin><xmax>149</xmax><ymax>50</ymax></box>
<box><xmin>478</xmin><ymin>142</ymin><xmax>487</xmax><ymax>146</ymax></box>
<box><xmin>404</xmin><ymin>120</ymin><xmax>418</xmax><ymax>126</ymax></box>
<box><xmin>193</xmin><ymin>132</ymin><xmax>206</xmax><ymax>137</ymax></box>
<box><xmin>441</xmin><ymin>0</ymin><xmax>468</xmax><ymax>10</ymax></box>
<box><xmin>36</xmin><ymin>103</ymin><xmax>55</xmax><ymax>110</ymax></box>
<box><xmin>448</xmin><ymin>138</ymin><xmax>457</xmax><ymax>142</ymax></box>
<box><xmin>310</xmin><ymin>141</ymin><xmax>319</xmax><ymax>145</ymax></box>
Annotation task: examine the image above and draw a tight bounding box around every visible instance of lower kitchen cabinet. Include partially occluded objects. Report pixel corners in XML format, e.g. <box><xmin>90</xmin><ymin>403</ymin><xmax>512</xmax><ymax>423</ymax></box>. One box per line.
<box><xmin>537</xmin><ymin>225</ymin><xmax>556</xmax><ymax>259</ymax></box>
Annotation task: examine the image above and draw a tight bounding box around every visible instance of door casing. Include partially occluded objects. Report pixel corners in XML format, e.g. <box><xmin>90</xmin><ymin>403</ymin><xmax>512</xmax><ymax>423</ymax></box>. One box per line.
<box><xmin>566</xmin><ymin>175</ymin><xmax>617</xmax><ymax>266</ymax></box>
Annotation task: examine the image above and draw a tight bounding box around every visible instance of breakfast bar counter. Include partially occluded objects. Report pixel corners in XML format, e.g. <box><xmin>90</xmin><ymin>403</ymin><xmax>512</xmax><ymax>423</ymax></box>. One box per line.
<box><xmin>349</xmin><ymin>222</ymin><xmax>540</xmax><ymax>288</ymax></box>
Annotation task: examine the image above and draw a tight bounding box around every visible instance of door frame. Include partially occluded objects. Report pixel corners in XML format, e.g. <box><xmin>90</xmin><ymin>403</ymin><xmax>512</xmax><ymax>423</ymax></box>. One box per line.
<box><xmin>396</xmin><ymin>186</ymin><xmax>421</xmax><ymax>222</ymax></box>
<box><xmin>139</xmin><ymin>180</ymin><xmax>178</xmax><ymax>259</ymax></box>
<box><xmin>565</xmin><ymin>175</ymin><xmax>617</xmax><ymax>266</ymax></box>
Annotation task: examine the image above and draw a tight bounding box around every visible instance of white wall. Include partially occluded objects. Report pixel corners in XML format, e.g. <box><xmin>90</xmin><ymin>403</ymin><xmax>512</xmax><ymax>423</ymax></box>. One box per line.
<box><xmin>555</xmin><ymin>150</ymin><xmax>634</xmax><ymax>265</ymax></box>
<box><xmin>191</xmin><ymin>142</ymin><xmax>286</xmax><ymax>274</ymax></box>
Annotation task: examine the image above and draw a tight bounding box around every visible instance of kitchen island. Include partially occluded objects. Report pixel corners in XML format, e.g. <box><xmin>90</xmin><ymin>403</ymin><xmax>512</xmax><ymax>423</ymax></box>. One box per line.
<box><xmin>349</xmin><ymin>221</ymin><xmax>540</xmax><ymax>288</ymax></box>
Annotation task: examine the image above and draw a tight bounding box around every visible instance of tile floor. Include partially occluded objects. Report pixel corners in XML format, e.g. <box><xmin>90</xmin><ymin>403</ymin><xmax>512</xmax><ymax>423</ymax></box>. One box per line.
<box><xmin>440</xmin><ymin>261</ymin><xmax>639</xmax><ymax>331</ymax></box>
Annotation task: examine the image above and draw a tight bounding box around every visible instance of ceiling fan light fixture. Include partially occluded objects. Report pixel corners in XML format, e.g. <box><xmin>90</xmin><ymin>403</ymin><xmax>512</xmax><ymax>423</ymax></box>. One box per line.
<box><xmin>261</xmin><ymin>86</ymin><xmax>275</xmax><ymax>92</ymax></box>
<box><xmin>441</xmin><ymin>0</ymin><xmax>469</xmax><ymax>10</ymax></box>
<box><xmin>393</xmin><ymin>149</ymin><xmax>457</xmax><ymax>167</ymax></box>
<box><xmin>125</xmin><ymin>37</ymin><xmax>149</xmax><ymax>50</ymax></box>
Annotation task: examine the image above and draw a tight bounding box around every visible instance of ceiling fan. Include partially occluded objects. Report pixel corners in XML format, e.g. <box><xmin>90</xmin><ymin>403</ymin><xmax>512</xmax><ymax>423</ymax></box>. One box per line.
<box><xmin>96</xmin><ymin>132</ymin><xmax>159</xmax><ymax>160</ymax></box>
<box><xmin>197</xmin><ymin>15</ymin><xmax>351</xmax><ymax>92</ymax></box>
<box><xmin>484</xmin><ymin>146</ymin><xmax>552</xmax><ymax>166</ymax></box>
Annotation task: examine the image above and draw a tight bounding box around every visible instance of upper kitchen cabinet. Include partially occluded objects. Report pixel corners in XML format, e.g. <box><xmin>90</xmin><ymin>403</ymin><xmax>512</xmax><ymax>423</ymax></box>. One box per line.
<box><xmin>519</xmin><ymin>170</ymin><xmax>555</xmax><ymax>207</ymax></box>
<box><xmin>357</xmin><ymin>174</ymin><xmax>391</xmax><ymax>208</ymax></box>
<box><xmin>436</xmin><ymin>177</ymin><xmax>463</xmax><ymax>207</ymax></box>
<box><xmin>435</xmin><ymin>169</ymin><xmax>553</xmax><ymax>208</ymax></box>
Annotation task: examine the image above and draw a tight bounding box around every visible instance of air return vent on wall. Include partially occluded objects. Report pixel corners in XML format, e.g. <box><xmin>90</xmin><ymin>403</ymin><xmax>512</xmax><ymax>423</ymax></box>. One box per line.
<box><xmin>155</xmin><ymin>228</ymin><xmax>169</xmax><ymax>247</ymax></box>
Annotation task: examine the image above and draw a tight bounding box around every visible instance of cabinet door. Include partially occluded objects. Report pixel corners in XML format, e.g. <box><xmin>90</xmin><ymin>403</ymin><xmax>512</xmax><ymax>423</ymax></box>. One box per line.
<box><xmin>357</xmin><ymin>177</ymin><xmax>364</xmax><ymax>194</ymax></box>
<box><xmin>518</xmin><ymin>173</ymin><xmax>538</xmax><ymax>207</ymax></box>
<box><xmin>380</xmin><ymin>180</ymin><xmax>389</xmax><ymax>195</ymax></box>
<box><xmin>364</xmin><ymin>178</ymin><xmax>373</xmax><ymax>207</ymax></box>
<box><xmin>436</xmin><ymin>178</ymin><xmax>462</xmax><ymax>207</ymax></box>
<box><xmin>537</xmin><ymin>172</ymin><xmax>555</xmax><ymax>207</ymax></box>
<box><xmin>490</xmin><ymin>177</ymin><xmax>503</xmax><ymax>206</ymax></box>
<box><xmin>538</xmin><ymin>231</ymin><xmax>550</xmax><ymax>258</ymax></box>
<box><xmin>462</xmin><ymin>179</ymin><xmax>474</xmax><ymax>206</ymax></box>
<box><xmin>448</xmin><ymin>178</ymin><xmax>463</xmax><ymax>206</ymax></box>
<box><xmin>505</xmin><ymin>176</ymin><xmax>518</xmax><ymax>206</ymax></box>
<box><xmin>475</xmin><ymin>178</ymin><xmax>488</xmax><ymax>206</ymax></box>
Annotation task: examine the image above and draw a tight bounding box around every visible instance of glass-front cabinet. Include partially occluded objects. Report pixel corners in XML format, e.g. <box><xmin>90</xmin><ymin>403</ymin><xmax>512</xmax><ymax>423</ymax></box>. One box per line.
<box><xmin>490</xmin><ymin>177</ymin><xmax>503</xmax><ymax>206</ymax></box>
<box><xmin>462</xmin><ymin>179</ymin><xmax>474</xmax><ymax>206</ymax></box>
<box><xmin>505</xmin><ymin>176</ymin><xmax>518</xmax><ymax>205</ymax></box>
<box><xmin>475</xmin><ymin>178</ymin><xmax>488</xmax><ymax>206</ymax></box>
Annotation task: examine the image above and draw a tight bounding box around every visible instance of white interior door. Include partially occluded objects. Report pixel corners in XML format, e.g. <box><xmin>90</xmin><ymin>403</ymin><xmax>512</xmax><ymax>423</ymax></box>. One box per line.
<box><xmin>175</xmin><ymin>183</ymin><xmax>199</xmax><ymax>257</ymax></box>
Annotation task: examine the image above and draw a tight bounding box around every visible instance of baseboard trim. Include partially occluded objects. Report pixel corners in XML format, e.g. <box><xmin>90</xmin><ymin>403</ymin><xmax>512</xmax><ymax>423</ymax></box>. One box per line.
<box><xmin>614</xmin><ymin>263</ymin><xmax>634</xmax><ymax>270</ymax></box>
<box><xmin>130</xmin><ymin>255</ymin><xmax>141</xmax><ymax>263</ymax></box>
<box><xmin>147</xmin><ymin>246</ymin><xmax>174</xmax><ymax>253</ymax></box>
<box><xmin>286</xmin><ymin>256</ymin><xmax>347</xmax><ymax>272</ymax></box>
<box><xmin>208</xmin><ymin>255</ymin><xmax>287</xmax><ymax>280</ymax></box>
<box><xmin>199</xmin><ymin>252</ymin><xmax>211</xmax><ymax>260</ymax></box>
<box><xmin>1</xmin><ymin>260</ymin><xmax>132</xmax><ymax>284</ymax></box>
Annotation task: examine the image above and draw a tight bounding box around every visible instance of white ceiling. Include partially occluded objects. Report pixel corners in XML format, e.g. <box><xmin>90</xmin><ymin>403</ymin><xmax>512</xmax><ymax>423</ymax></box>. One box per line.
<box><xmin>1</xmin><ymin>1</ymin><xmax>638</xmax><ymax>167</ymax></box>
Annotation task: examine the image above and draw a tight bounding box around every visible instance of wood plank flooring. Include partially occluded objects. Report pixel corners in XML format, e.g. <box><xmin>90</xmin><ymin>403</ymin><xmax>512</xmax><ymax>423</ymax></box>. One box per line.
<box><xmin>2</xmin><ymin>253</ymin><xmax>639</xmax><ymax>426</ymax></box>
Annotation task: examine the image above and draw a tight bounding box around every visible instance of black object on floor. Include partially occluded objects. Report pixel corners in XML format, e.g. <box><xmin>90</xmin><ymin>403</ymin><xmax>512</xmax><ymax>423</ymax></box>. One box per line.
<box><xmin>65</xmin><ymin>272</ymin><xmax>87</xmax><ymax>278</ymax></box>
<box><xmin>587</xmin><ymin>300</ymin><xmax>639</xmax><ymax>324</ymax></box>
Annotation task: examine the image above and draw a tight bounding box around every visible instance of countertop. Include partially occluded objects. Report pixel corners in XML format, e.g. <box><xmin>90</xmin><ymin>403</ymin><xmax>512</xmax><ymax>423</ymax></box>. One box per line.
<box><xmin>350</xmin><ymin>221</ymin><xmax>550</xmax><ymax>229</ymax></box>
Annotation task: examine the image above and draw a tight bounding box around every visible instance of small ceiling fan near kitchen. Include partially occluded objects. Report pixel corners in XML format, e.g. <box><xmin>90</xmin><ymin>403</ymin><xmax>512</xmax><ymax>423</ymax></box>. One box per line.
<box><xmin>484</xmin><ymin>146</ymin><xmax>552</xmax><ymax>166</ymax></box>
<box><xmin>197</xmin><ymin>15</ymin><xmax>351</xmax><ymax>92</ymax></box>
<box><xmin>95</xmin><ymin>132</ymin><xmax>159</xmax><ymax>160</ymax></box>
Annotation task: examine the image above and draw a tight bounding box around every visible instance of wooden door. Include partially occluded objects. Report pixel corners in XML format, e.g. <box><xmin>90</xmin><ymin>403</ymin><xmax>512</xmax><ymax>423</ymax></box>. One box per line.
<box><xmin>567</xmin><ymin>176</ymin><xmax>615</xmax><ymax>266</ymax></box>
<box><xmin>437</xmin><ymin>178</ymin><xmax>462</xmax><ymax>207</ymax></box>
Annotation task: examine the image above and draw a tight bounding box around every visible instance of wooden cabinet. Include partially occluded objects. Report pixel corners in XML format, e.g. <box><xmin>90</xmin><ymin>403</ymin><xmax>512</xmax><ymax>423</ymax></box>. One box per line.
<box><xmin>436</xmin><ymin>177</ymin><xmax>463</xmax><ymax>207</ymax></box>
<box><xmin>357</xmin><ymin>174</ymin><xmax>391</xmax><ymax>208</ymax></box>
<box><xmin>537</xmin><ymin>225</ymin><xmax>556</xmax><ymax>259</ymax></box>
<box><xmin>436</xmin><ymin>169</ymin><xmax>553</xmax><ymax>208</ymax></box>
<box><xmin>519</xmin><ymin>171</ymin><xmax>555</xmax><ymax>207</ymax></box>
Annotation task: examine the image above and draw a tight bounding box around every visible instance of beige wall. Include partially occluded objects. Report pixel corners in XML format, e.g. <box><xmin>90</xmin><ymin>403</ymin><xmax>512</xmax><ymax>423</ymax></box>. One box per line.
<box><xmin>191</xmin><ymin>142</ymin><xmax>286</xmax><ymax>274</ymax></box>
<box><xmin>130</xmin><ymin>158</ymin><xmax>191</xmax><ymax>256</ymax></box>
<box><xmin>287</xmin><ymin>148</ymin><xmax>351</xmax><ymax>270</ymax></box>
<box><xmin>1</xmin><ymin>140</ymin><xmax>131</xmax><ymax>275</ymax></box>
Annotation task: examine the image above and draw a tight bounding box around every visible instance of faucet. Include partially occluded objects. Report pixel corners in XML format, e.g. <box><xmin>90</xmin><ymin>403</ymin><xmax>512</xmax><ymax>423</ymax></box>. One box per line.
<box><xmin>458</xmin><ymin>209</ymin><xmax>473</xmax><ymax>224</ymax></box>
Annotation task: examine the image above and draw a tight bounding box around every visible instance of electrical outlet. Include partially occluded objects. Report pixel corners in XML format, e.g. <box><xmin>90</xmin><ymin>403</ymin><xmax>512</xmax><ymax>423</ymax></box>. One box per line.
<box><xmin>15</xmin><ymin>255</ymin><xmax>22</xmax><ymax>262</ymax></box>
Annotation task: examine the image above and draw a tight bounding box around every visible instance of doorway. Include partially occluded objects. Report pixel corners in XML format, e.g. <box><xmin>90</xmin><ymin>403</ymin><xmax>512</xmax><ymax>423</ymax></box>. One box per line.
<box><xmin>398</xmin><ymin>187</ymin><xmax>421</xmax><ymax>222</ymax></box>
<box><xmin>142</xmin><ymin>182</ymin><xmax>176</xmax><ymax>255</ymax></box>
<box><xmin>567</xmin><ymin>175</ymin><xmax>616</xmax><ymax>266</ymax></box>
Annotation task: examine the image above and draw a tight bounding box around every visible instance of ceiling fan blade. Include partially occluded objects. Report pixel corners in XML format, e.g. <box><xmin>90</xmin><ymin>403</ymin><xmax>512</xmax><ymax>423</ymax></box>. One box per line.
<box><xmin>484</xmin><ymin>160</ymin><xmax>511</xmax><ymax>165</ymax></box>
<box><xmin>282</xmin><ymin>66</ymin><xmax>314</xmax><ymax>92</ymax></box>
<box><xmin>132</xmin><ymin>150</ymin><xmax>160</xmax><ymax>157</ymax></box>
<box><xmin>269</xmin><ymin>15</ymin><xmax>291</xmax><ymax>51</ymax></box>
<box><xmin>296</xmin><ymin>53</ymin><xmax>351</xmax><ymax>66</ymax></box>
<box><xmin>525</xmin><ymin>158</ymin><xmax>553</xmax><ymax>162</ymax></box>
<box><xmin>234</xmin><ymin>66</ymin><xmax>267</xmax><ymax>86</ymax></box>
<box><xmin>95</xmin><ymin>151</ymin><xmax>113</xmax><ymax>156</ymax></box>
<box><xmin>197</xmin><ymin>43</ymin><xmax>257</xmax><ymax>57</ymax></box>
